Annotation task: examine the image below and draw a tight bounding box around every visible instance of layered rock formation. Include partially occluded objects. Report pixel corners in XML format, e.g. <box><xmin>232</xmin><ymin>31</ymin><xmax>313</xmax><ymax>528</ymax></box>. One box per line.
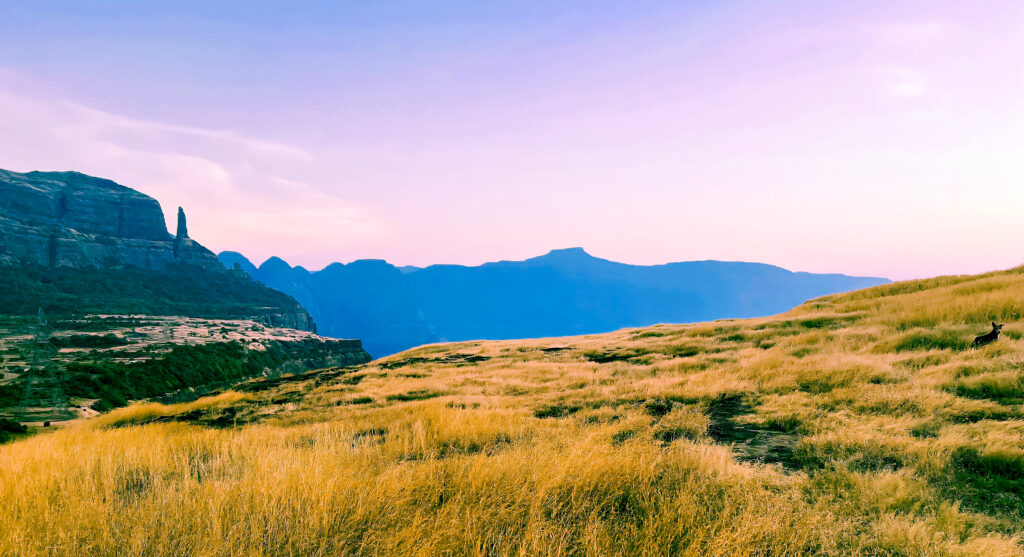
<box><xmin>0</xmin><ymin>169</ymin><xmax>220</xmax><ymax>270</ymax></box>
<box><xmin>0</xmin><ymin>169</ymin><xmax>318</xmax><ymax>333</ymax></box>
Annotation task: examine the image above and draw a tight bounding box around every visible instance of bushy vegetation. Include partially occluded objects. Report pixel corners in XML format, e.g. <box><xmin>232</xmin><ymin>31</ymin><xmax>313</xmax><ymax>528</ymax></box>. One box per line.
<box><xmin>50</xmin><ymin>334</ymin><xmax>127</xmax><ymax>349</ymax></box>
<box><xmin>65</xmin><ymin>342</ymin><xmax>257</xmax><ymax>410</ymax></box>
<box><xmin>0</xmin><ymin>263</ymin><xmax>302</xmax><ymax>320</ymax></box>
<box><xmin>63</xmin><ymin>339</ymin><xmax>369</xmax><ymax>410</ymax></box>
<box><xmin>0</xmin><ymin>419</ymin><xmax>27</xmax><ymax>444</ymax></box>
<box><xmin>2</xmin><ymin>266</ymin><xmax>1024</xmax><ymax>554</ymax></box>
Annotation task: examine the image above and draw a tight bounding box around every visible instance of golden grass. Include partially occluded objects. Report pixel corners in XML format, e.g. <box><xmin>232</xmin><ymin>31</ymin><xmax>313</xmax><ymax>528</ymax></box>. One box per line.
<box><xmin>90</xmin><ymin>390</ymin><xmax>255</xmax><ymax>429</ymax></box>
<box><xmin>2</xmin><ymin>267</ymin><xmax>1024</xmax><ymax>555</ymax></box>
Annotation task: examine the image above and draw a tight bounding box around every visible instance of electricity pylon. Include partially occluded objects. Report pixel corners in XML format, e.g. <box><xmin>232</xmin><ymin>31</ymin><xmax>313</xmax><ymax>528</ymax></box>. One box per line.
<box><xmin>17</xmin><ymin>309</ymin><xmax>71</xmax><ymax>423</ymax></box>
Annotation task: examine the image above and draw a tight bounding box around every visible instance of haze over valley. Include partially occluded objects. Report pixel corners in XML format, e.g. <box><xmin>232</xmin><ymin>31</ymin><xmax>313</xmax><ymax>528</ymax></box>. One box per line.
<box><xmin>221</xmin><ymin>248</ymin><xmax>887</xmax><ymax>356</ymax></box>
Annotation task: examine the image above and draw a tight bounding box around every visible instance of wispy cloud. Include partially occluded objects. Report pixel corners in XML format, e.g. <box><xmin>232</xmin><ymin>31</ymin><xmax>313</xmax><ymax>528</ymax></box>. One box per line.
<box><xmin>0</xmin><ymin>72</ymin><xmax>380</xmax><ymax>265</ymax></box>
<box><xmin>878</xmin><ymin>66</ymin><xmax>928</xmax><ymax>98</ymax></box>
<box><xmin>62</xmin><ymin>101</ymin><xmax>314</xmax><ymax>161</ymax></box>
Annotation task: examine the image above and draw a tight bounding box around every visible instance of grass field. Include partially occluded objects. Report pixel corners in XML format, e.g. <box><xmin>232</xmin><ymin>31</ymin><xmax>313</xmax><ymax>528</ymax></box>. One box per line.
<box><xmin>2</xmin><ymin>266</ymin><xmax>1023</xmax><ymax>555</ymax></box>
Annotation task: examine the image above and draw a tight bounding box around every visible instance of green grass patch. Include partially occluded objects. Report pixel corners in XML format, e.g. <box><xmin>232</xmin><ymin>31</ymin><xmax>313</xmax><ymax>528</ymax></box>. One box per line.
<box><xmin>385</xmin><ymin>390</ymin><xmax>444</xmax><ymax>402</ymax></box>
<box><xmin>583</xmin><ymin>349</ymin><xmax>648</xmax><ymax>364</ymax></box>
<box><xmin>909</xmin><ymin>421</ymin><xmax>940</xmax><ymax>439</ymax></box>
<box><xmin>346</xmin><ymin>396</ymin><xmax>374</xmax><ymax>405</ymax></box>
<box><xmin>643</xmin><ymin>398</ymin><xmax>673</xmax><ymax>418</ymax></box>
<box><xmin>610</xmin><ymin>429</ymin><xmax>637</xmax><ymax>444</ymax></box>
<box><xmin>938</xmin><ymin>447</ymin><xmax>1024</xmax><ymax>517</ymax></box>
<box><xmin>533</xmin><ymin>403</ymin><xmax>582</xmax><ymax>419</ymax></box>
<box><xmin>795</xmin><ymin>440</ymin><xmax>905</xmax><ymax>473</ymax></box>
<box><xmin>943</xmin><ymin>375</ymin><xmax>1024</xmax><ymax>405</ymax></box>
<box><xmin>880</xmin><ymin>330</ymin><xmax>970</xmax><ymax>352</ymax></box>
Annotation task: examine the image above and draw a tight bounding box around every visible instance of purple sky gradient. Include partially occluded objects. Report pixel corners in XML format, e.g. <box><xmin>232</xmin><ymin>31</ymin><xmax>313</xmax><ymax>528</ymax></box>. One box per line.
<box><xmin>1</xmin><ymin>1</ymin><xmax>1022</xmax><ymax>280</ymax></box>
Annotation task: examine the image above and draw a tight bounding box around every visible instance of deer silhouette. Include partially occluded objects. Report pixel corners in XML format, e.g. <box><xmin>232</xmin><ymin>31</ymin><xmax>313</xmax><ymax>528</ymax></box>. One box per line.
<box><xmin>972</xmin><ymin>322</ymin><xmax>1003</xmax><ymax>348</ymax></box>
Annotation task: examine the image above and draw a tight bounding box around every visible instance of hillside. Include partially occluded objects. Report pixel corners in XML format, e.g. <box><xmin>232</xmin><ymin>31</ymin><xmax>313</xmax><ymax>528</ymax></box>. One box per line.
<box><xmin>220</xmin><ymin>247</ymin><xmax>889</xmax><ymax>356</ymax></box>
<box><xmin>0</xmin><ymin>315</ymin><xmax>371</xmax><ymax>418</ymax></box>
<box><xmin>2</xmin><ymin>266</ymin><xmax>1022</xmax><ymax>555</ymax></box>
<box><xmin>0</xmin><ymin>169</ymin><xmax>374</xmax><ymax>422</ymax></box>
<box><xmin>0</xmin><ymin>169</ymin><xmax>314</xmax><ymax>330</ymax></box>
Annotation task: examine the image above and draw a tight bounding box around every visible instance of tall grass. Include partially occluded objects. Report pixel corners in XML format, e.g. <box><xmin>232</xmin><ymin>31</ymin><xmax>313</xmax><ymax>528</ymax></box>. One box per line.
<box><xmin>2</xmin><ymin>266</ymin><xmax>1024</xmax><ymax>555</ymax></box>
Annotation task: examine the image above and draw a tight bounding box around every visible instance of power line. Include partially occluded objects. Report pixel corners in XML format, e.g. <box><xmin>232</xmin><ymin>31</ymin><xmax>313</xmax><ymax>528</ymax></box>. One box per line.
<box><xmin>17</xmin><ymin>309</ymin><xmax>71</xmax><ymax>423</ymax></box>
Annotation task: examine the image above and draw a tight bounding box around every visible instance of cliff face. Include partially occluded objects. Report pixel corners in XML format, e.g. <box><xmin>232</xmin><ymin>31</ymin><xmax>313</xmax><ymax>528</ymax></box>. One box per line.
<box><xmin>0</xmin><ymin>169</ymin><xmax>220</xmax><ymax>270</ymax></box>
<box><xmin>0</xmin><ymin>169</ymin><xmax>318</xmax><ymax>333</ymax></box>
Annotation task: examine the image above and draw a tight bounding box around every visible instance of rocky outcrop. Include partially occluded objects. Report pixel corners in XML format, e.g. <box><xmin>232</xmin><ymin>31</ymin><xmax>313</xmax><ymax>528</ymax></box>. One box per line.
<box><xmin>255</xmin><ymin>305</ymin><xmax>318</xmax><ymax>333</ymax></box>
<box><xmin>0</xmin><ymin>168</ymin><xmax>320</xmax><ymax>333</ymax></box>
<box><xmin>0</xmin><ymin>169</ymin><xmax>221</xmax><ymax>271</ymax></box>
<box><xmin>176</xmin><ymin>207</ymin><xmax>188</xmax><ymax>239</ymax></box>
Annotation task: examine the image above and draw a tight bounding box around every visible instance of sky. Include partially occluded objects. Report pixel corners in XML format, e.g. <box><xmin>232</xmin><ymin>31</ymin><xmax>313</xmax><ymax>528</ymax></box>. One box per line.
<box><xmin>1</xmin><ymin>1</ymin><xmax>1022</xmax><ymax>280</ymax></box>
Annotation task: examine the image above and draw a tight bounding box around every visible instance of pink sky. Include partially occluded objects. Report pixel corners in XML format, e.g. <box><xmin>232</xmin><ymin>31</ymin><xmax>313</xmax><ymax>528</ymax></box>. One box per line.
<box><xmin>1</xmin><ymin>1</ymin><xmax>1022</xmax><ymax>280</ymax></box>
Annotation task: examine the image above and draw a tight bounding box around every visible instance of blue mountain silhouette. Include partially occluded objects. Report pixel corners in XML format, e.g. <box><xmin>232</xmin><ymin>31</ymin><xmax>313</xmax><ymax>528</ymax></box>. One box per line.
<box><xmin>220</xmin><ymin>248</ymin><xmax>889</xmax><ymax>357</ymax></box>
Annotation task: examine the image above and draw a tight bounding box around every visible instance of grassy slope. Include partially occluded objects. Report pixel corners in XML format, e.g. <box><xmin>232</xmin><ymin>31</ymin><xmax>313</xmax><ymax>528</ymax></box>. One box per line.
<box><xmin>2</xmin><ymin>267</ymin><xmax>1024</xmax><ymax>555</ymax></box>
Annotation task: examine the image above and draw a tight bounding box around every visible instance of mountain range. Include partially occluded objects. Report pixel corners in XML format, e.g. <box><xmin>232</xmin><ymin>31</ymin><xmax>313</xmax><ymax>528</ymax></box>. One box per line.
<box><xmin>220</xmin><ymin>248</ymin><xmax>890</xmax><ymax>356</ymax></box>
<box><xmin>0</xmin><ymin>166</ymin><xmax>891</xmax><ymax>361</ymax></box>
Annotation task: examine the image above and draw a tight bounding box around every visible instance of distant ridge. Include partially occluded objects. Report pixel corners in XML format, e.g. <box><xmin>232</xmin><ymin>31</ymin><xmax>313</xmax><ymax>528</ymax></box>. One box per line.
<box><xmin>220</xmin><ymin>248</ymin><xmax>890</xmax><ymax>356</ymax></box>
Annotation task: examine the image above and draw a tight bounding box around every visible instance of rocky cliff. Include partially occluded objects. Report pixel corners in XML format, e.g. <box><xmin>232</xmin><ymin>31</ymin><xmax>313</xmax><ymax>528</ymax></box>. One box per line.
<box><xmin>0</xmin><ymin>169</ymin><xmax>317</xmax><ymax>333</ymax></box>
<box><xmin>0</xmin><ymin>169</ymin><xmax>221</xmax><ymax>270</ymax></box>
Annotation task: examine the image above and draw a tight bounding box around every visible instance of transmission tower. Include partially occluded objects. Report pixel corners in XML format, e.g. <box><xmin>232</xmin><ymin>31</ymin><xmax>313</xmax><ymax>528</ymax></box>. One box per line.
<box><xmin>17</xmin><ymin>309</ymin><xmax>71</xmax><ymax>423</ymax></box>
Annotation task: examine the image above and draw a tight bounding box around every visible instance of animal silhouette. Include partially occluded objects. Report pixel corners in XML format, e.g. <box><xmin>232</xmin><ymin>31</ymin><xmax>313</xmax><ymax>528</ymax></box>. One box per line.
<box><xmin>972</xmin><ymin>322</ymin><xmax>1003</xmax><ymax>348</ymax></box>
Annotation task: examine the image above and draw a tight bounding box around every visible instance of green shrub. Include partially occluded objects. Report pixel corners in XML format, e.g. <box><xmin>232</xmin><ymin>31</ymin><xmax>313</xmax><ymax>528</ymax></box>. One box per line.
<box><xmin>386</xmin><ymin>390</ymin><xmax>444</xmax><ymax>402</ymax></box>
<box><xmin>533</xmin><ymin>403</ymin><xmax>582</xmax><ymax>419</ymax></box>
<box><xmin>59</xmin><ymin>339</ymin><xmax>367</xmax><ymax>411</ymax></box>
<box><xmin>0</xmin><ymin>418</ymin><xmax>27</xmax><ymax>434</ymax></box>
<box><xmin>347</xmin><ymin>396</ymin><xmax>374</xmax><ymax>405</ymax></box>
<box><xmin>611</xmin><ymin>429</ymin><xmax>637</xmax><ymax>444</ymax></box>
<box><xmin>643</xmin><ymin>398</ymin><xmax>673</xmax><ymax>418</ymax></box>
